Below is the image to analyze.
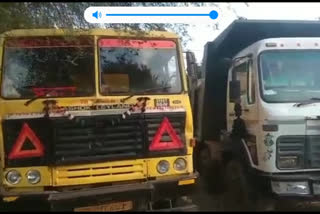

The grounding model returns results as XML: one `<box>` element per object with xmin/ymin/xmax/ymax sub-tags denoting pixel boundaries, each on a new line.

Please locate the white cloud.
<box><xmin>186</xmin><ymin>3</ymin><xmax>320</xmax><ymax>64</ymax></box>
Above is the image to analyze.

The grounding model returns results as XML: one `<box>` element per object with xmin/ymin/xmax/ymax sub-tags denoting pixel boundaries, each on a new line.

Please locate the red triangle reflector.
<box><xmin>8</xmin><ymin>123</ymin><xmax>45</xmax><ymax>160</ymax></box>
<box><xmin>149</xmin><ymin>117</ymin><xmax>184</xmax><ymax>151</ymax></box>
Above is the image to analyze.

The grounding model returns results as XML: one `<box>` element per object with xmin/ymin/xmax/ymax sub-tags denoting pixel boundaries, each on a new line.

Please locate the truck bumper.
<box><xmin>250</xmin><ymin>168</ymin><xmax>320</xmax><ymax>207</ymax></box>
<box><xmin>1</xmin><ymin>172</ymin><xmax>198</xmax><ymax>211</ymax></box>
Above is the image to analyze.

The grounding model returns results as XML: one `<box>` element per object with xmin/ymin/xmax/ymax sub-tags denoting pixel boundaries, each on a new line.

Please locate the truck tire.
<box><xmin>198</xmin><ymin>147</ymin><xmax>211</xmax><ymax>175</ymax></box>
<box><xmin>197</xmin><ymin>147</ymin><xmax>225</xmax><ymax>195</ymax></box>
<box><xmin>220</xmin><ymin>159</ymin><xmax>274</xmax><ymax>211</ymax></box>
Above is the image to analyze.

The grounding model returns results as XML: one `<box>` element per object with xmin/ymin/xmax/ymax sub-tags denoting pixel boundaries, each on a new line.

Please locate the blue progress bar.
<box><xmin>106</xmin><ymin>10</ymin><xmax>218</xmax><ymax>20</ymax></box>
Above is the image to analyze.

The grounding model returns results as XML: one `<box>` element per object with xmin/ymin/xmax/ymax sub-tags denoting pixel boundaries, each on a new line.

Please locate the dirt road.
<box><xmin>190</xmin><ymin>176</ymin><xmax>320</xmax><ymax>212</ymax></box>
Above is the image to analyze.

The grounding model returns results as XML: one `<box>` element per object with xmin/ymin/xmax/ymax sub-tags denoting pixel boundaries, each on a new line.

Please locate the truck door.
<box><xmin>227</xmin><ymin>59</ymin><xmax>259</xmax><ymax>164</ymax></box>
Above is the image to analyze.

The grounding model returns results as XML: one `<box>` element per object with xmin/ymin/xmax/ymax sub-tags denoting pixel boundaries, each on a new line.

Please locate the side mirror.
<box><xmin>229</xmin><ymin>80</ymin><xmax>241</xmax><ymax>103</ymax></box>
<box><xmin>186</xmin><ymin>51</ymin><xmax>199</xmax><ymax>79</ymax></box>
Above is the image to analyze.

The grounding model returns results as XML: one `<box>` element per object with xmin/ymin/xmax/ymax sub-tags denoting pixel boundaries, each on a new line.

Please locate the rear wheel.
<box><xmin>198</xmin><ymin>147</ymin><xmax>211</xmax><ymax>175</ymax></box>
<box><xmin>197</xmin><ymin>147</ymin><xmax>211</xmax><ymax>192</ymax></box>
<box><xmin>198</xmin><ymin>147</ymin><xmax>225</xmax><ymax>194</ymax></box>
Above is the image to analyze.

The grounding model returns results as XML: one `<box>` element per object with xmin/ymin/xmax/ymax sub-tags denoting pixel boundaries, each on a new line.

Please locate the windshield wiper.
<box><xmin>120</xmin><ymin>86</ymin><xmax>171</xmax><ymax>103</ymax></box>
<box><xmin>294</xmin><ymin>98</ymin><xmax>320</xmax><ymax>107</ymax></box>
<box><xmin>24</xmin><ymin>89</ymin><xmax>56</xmax><ymax>106</ymax></box>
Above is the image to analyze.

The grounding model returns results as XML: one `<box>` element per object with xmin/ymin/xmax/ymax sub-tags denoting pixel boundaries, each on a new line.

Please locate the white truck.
<box><xmin>186</xmin><ymin>19</ymin><xmax>320</xmax><ymax>210</ymax></box>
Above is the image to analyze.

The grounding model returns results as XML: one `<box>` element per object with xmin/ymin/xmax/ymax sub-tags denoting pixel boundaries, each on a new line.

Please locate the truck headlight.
<box><xmin>6</xmin><ymin>170</ymin><xmax>22</xmax><ymax>185</ymax></box>
<box><xmin>157</xmin><ymin>160</ymin><xmax>170</xmax><ymax>174</ymax></box>
<box><xmin>271</xmin><ymin>181</ymin><xmax>310</xmax><ymax>195</ymax></box>
<box><xmin>26</xmin><ymin>170</ymin><xmax>41</xmax><ymax>184</ymax></box>
<box><xmin>174</xmin><ymin>158</ymin><xmax>187</xmax><ymax>171</ymax></box>
<box><xmin>278</xmin><ymin>156</ymin><xmax>299</xmax><ymax>169</ymax></box>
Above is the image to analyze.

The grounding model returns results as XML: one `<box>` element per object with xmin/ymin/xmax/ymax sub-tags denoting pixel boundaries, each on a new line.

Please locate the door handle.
<box><xmin>229</xmin><ymin>109</ymin><xmax>249</xmax><ymax>116</ymax></box>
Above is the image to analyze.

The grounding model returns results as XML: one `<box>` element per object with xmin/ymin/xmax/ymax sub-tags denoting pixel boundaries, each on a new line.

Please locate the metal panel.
<box><xmin>53</xmin><ymin>114</ymin><xmax>145</xmax><ymax>165</ymax></box>
<box><xmin>3</xmin><ymin>112</ymin><xmax>186</xmax><ymax>167</ymax></box>
<box><xmin>53</xmin><ymin>160</ymin><xmax>147</xmax><ymax>186</ymax></box>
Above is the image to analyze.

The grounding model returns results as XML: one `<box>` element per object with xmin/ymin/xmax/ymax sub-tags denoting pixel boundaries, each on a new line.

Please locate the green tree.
<box><xmin>0</xmin><ymin>2</ymin><xmax>246</xmax><ymax>47</ymax></box>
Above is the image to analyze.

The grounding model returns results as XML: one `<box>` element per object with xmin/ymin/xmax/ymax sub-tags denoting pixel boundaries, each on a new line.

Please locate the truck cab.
<box><xmin>228</xmin><ymin>37</ymin><xmax>320</xmax><ymax>172</ymax></box>
<box><xmin>190</xmin><ymin>19</ymin><xmax>320</xmax><ymax>210</ymax></box>
<box><xmin>0</xmin><ymin>29</ymin><xmax>198</xmax><ymax>211</ymax></box>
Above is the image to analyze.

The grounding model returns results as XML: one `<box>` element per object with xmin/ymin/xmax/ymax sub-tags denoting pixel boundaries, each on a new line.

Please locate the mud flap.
<box><xmin>147</xmin><ymin>196</ymin><xmax>198</xmax><ymax>212</ymax></box>
<box><xmin>148</xmin><ymin>204</ymin><xmax>198</xmax><ymax>212</ymax></box>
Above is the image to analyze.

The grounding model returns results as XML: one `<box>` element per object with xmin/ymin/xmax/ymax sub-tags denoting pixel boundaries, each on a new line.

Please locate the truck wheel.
<box><xmin>198</xmin><ymin>147</ymin><xmax>225</xmax><ymax>195</ymax></box>
<box><xmin>197</xmin><ymin>148</ymin><xmax>212</xmax><ymax>193</ymax></box>
<box><xmin>220</xmin><ymin>160</ymin><xmax>257</xmax><ymax>211</ymax></box>
<box><xmin>198</xmin><ymin>147</ymin><xmax>211</xmax><ymax>175</ymax></box>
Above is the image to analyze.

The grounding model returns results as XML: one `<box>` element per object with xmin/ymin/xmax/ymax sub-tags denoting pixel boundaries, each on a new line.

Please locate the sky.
<box><xmin>186</xmin><ymin>3</ymin><xmax>320</xmax><ymax>64</ymax></box>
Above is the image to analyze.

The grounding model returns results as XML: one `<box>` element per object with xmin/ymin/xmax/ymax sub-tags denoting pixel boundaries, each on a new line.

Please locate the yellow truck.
<box><xmin>0</xmin><ymin>29</ymin><xmax>198</xmax><ymax>211</ymax></box>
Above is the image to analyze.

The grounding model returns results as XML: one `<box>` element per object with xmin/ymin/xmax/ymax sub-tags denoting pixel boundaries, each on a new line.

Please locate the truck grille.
<box><xmin>277</xmin><ymin>136</ymin><xmax>305</xmax><ymax>155</ymax></box>
<box><xmin>53</xmin><ymin>160</ymin><xmax>146</xmax><ymax>186</ymax></box>
<box><xmin>277</xmin><ymin>135</ymin><xmax>320</xmax><ymax>169</ymax></box>
<box><xmin>53</xmin><ymin>114</ymin><xmax>145</xmax><ymax>165</ymax></box>
<box><xmin>3</xmin><ymin>112</ymin><xmax>186</xmax><ymax>167</ymax></box>
<box><xmin>308</xmin><ymin>136</ymin><xmax>320</xmax><ymax>168</ymax></box>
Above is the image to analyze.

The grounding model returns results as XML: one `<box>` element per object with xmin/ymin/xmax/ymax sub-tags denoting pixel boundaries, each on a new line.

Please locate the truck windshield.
<box><xmin>1</xmin><ymin>37</ymin><xmax>95</xmax><ymax>99</ymax></box>
<box><xmin>99</xmin><ymin>39</ymin><xmax>182</xmax><ymax>95</ymax></box>
<box><xmin>260</xmin><ymin>50</ymin><xmax>320</xmax><ymax>103</ymax></box>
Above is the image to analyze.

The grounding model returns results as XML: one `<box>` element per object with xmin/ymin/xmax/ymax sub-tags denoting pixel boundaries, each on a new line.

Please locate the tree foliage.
<box><xmin>0</xmin><ymin>2</ymin><xmax>248</xmax><ymax>98</ymax></box>
<box><xmin>0</xmin><ymin>2</ymin><xmax>245</xmax><ymax>47</ymax></box>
